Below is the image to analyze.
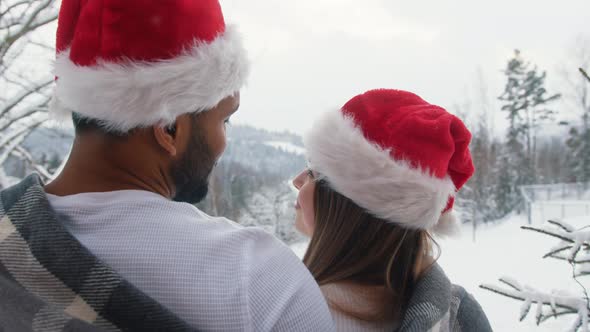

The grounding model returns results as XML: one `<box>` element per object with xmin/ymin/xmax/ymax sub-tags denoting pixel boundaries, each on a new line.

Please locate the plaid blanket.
<box><xmin>0</xmin><ymin>174</ymin><xmax>197</xmax><ymax>332</ymax></box>
<box><xmin>397</xmin><ymin>262</ymin><xmax>492</xmax><ymax>332</ymax></box>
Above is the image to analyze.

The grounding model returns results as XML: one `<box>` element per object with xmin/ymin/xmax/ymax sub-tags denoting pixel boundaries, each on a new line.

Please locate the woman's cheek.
<box><xmin>301</xmin><ymin>188</ymin><xmax>316</xmax><ymax>234</ymax></box>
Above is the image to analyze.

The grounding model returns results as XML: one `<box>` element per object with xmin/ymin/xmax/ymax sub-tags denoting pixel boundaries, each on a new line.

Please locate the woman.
<box><xmin>293</xmin><ymin>89</ymin><xmax>491</xmax><ymax>331</ymax></box>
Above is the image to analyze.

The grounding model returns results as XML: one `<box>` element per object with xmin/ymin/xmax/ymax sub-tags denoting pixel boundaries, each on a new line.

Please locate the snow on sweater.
<box><xmin>47</xmin><ymin>190</ymin><xmax>335</xmax><ymax>332</ymax></box>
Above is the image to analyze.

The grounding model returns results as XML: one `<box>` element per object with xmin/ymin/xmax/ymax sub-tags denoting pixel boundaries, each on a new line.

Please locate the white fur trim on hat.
<box><xmin>432</xmin><ymin>211</ymin><xmax>461</xmax><ymax>237</ymax></box>
<box><xmin>49</xmin><ymin>25</ymin><xmax>249</xmax><ymax>133</ymax></box>
<box><xmin>304</xmin><ymin>110</ymin><xmax>457</xmax><ymax>233</ymax></box>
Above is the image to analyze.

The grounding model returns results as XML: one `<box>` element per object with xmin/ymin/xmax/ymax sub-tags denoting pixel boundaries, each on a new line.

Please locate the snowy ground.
<box><xmin>290</xmin><ymin>213</ymin><xmax>590</xmax><ymax>331</ymax></box>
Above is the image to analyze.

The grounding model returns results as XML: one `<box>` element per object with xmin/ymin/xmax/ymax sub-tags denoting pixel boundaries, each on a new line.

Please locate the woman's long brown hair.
<box><xmin>303</xmin><ymin>179</ymin><xmax>437</xmax><ymax>323</ymax></box>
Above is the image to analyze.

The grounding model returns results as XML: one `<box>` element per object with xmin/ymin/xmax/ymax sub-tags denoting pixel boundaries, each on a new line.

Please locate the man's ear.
<box><xmin>153</xmin><ymin>122</ymin><xmax>178</xmax><ymax>157</ymax></box>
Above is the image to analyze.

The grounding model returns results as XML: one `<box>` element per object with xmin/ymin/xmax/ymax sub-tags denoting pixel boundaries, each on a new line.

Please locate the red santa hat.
<box><xmin>304</xmin><ymin>89</ymin><xmax>475</xmax><ymax>236</ymax></box>
<box><xmin>50</xmin><ymin>0</ymin><xmax>249</xmax><ymax>132</ymax></box>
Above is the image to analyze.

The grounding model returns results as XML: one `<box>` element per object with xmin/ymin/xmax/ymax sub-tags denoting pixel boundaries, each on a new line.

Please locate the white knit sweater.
<box><xmin>47</xmin><ymin>190</ymin><xmax>335</xmax><ymax>331</ymax></box>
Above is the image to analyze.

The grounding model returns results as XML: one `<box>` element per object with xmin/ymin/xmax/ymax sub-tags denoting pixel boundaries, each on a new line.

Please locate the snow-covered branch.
<box><xmin>483</xmin><ymin>219</ymin><xmax>590</xmax><ymax>331</ymax></box>
<box><xmin>0</xmin><ymin>103</ymin><xmax>47</xmax><ymax>132</ymax></box>
<box><xmin>481</xmin><ymin>278</ymin><xmax>589</xmax><ymax>331</ymax></box>
<box><xmin>0</xmin><ymin>76</ymin><xmax>52</xmax><ymax>118</ymax></box>
<box><xmin>0</xmin><ymin>130</ymin><xmax>27</xmax><ymax>166</ymax></box>
<box><xmin>0</xmin><ymin>0</ymin><xmax>58</xmax><ymax>60</ymax></box>
<box><xmin>0</xmin><ymin>114</ymin><xmax>45</xmax><ymax>148</ymax></box>
<box><xmin>522</xmin><ymin>220</ymin><xmax>590</xmax><ymax>264</ymax></box>
<box><xmin>0</xmin><ymin>0</ymin><xmax>59</xmax><ymax>185</ymax></box>
<box><xmin>581</xmin><ymin>68</ymin><xmax>590</xmax><ymax>84</ymax></box>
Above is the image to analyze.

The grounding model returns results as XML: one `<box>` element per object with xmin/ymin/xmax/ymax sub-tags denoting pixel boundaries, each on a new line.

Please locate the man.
<box><xmin>0</xmin><ymin>0</ymin><xmax>334</xmax><ymax>331</ymax></box>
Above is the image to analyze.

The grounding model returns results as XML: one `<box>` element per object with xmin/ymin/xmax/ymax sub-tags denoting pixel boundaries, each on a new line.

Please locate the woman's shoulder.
<box><xmin>450</xmin><ymin>284</ymin><xmax>493</xmax><ymax>332</ymax></box>
<box><xmin>399</xmin><ymin>264</ymin><xmax>492</xmax><ymax>332</ymax></box>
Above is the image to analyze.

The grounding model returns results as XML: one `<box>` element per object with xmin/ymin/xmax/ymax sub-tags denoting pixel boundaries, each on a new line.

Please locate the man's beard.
<box><xmin>170</xmin><ymin>128</ymin><xmax>216</xmax><ymax>204</ymax></box>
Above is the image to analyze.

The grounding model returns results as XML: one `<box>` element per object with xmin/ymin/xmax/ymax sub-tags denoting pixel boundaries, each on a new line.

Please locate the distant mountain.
<box><xmin>200</xmin><ymin>125</ymin><xmax>307</xmax><ymax>243</ymax></box>
<box><xmin>223</xmin><ymin>125</ymin><xmax>306</xmax><ymax>179</ymax></box>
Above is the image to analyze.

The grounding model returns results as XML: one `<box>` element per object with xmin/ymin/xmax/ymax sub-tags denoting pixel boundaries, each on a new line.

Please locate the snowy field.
<box><xmin>439</xmin><ymin>215</ymin><xmax>587</xmax><ymax>332</ymax></box>
<box><xmin>290</xmin><ymin>210</ymin><xmax>590</xmax><ymax>331</ymax></box>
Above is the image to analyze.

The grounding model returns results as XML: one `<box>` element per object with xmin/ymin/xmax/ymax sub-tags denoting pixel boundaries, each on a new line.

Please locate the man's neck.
<box><xmin>44</xmin><ymin>135</ymin><xmax>173</xmax><ymax>198</ymax></box>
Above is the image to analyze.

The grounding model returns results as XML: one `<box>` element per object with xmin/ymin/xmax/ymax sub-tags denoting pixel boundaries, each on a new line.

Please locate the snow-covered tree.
<box><xmin>497</xmin><ymin>50</ymin><xmax>561</xmax><ymax>213</ymax></box>
<box><xmin>240</xmin><ymin>184</ymin><xmax>304</xmax><ymax>245</ymax></box>
<box><xmin>566</xmin><ymin>65</ymin><xmax>590</xmax><ymax>183</ymax></box>
<box><xmin>0</xmin><ymin>0</ymin><xmax>59</xmax><ymax>188</ymax></box>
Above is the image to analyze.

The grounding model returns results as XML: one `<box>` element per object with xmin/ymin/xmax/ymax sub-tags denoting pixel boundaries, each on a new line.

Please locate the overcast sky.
<box><xmin>218</xmin><ymin>0</ymin><xmax>589</xmax><ymax>136</ymax></box>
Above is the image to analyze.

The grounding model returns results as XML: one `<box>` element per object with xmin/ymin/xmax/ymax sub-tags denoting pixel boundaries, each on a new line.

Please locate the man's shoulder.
<box><xmin>108</xmin><ymin>196</ymin><xmax>302</xmax><ymax>267</ymax></box>
<box><xmin>190</xmin><ymin>209</ymin><xmax>300</xmax><ymax>265</ymax></box>
<box><xmin>0</xmin><ymin>174</ymin><xmax>42</xmax><ymax>213</ymax></box>
<box><xmin>157</xmin><ymin>201</ymin><xmax>284</xmax><ymax>243</ymax></box>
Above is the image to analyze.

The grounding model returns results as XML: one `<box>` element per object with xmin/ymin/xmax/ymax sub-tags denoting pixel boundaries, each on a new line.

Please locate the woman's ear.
<box><xmin>153</xmin><ymin>122</ymin><xmax>178</xmax><ymax>157</ymax></box>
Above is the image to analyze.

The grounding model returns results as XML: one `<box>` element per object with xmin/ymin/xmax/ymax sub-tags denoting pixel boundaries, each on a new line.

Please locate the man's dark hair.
<box><xmin>72</xmin><ymin>112</ymin><xmax>130</xmax><ymax>137</ymax></box>
<box><xmin>72</xmin><ymin>111</ymin><xmax>201</xmax><ymax>137</ymax></box>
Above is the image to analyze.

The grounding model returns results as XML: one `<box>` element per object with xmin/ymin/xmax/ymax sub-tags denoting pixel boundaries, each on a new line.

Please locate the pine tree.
<box><xmin>493</xmin><ymin>152</ymin><xmax>520</xmax><ymax>215</ymax></box>
<box><xmin>566</xmin><ymin>68</ymin><xmax>590</xmax><ymax>183</ymax></box>
<box><xmin>567</xmin><ymin>127</ymin><xmax>590</xmax><ymax>183</ymax></box>
<box><xmin>497</xmin><ymin>50</ymin><xmax>561</xmax><ymax>214</ymax></box>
